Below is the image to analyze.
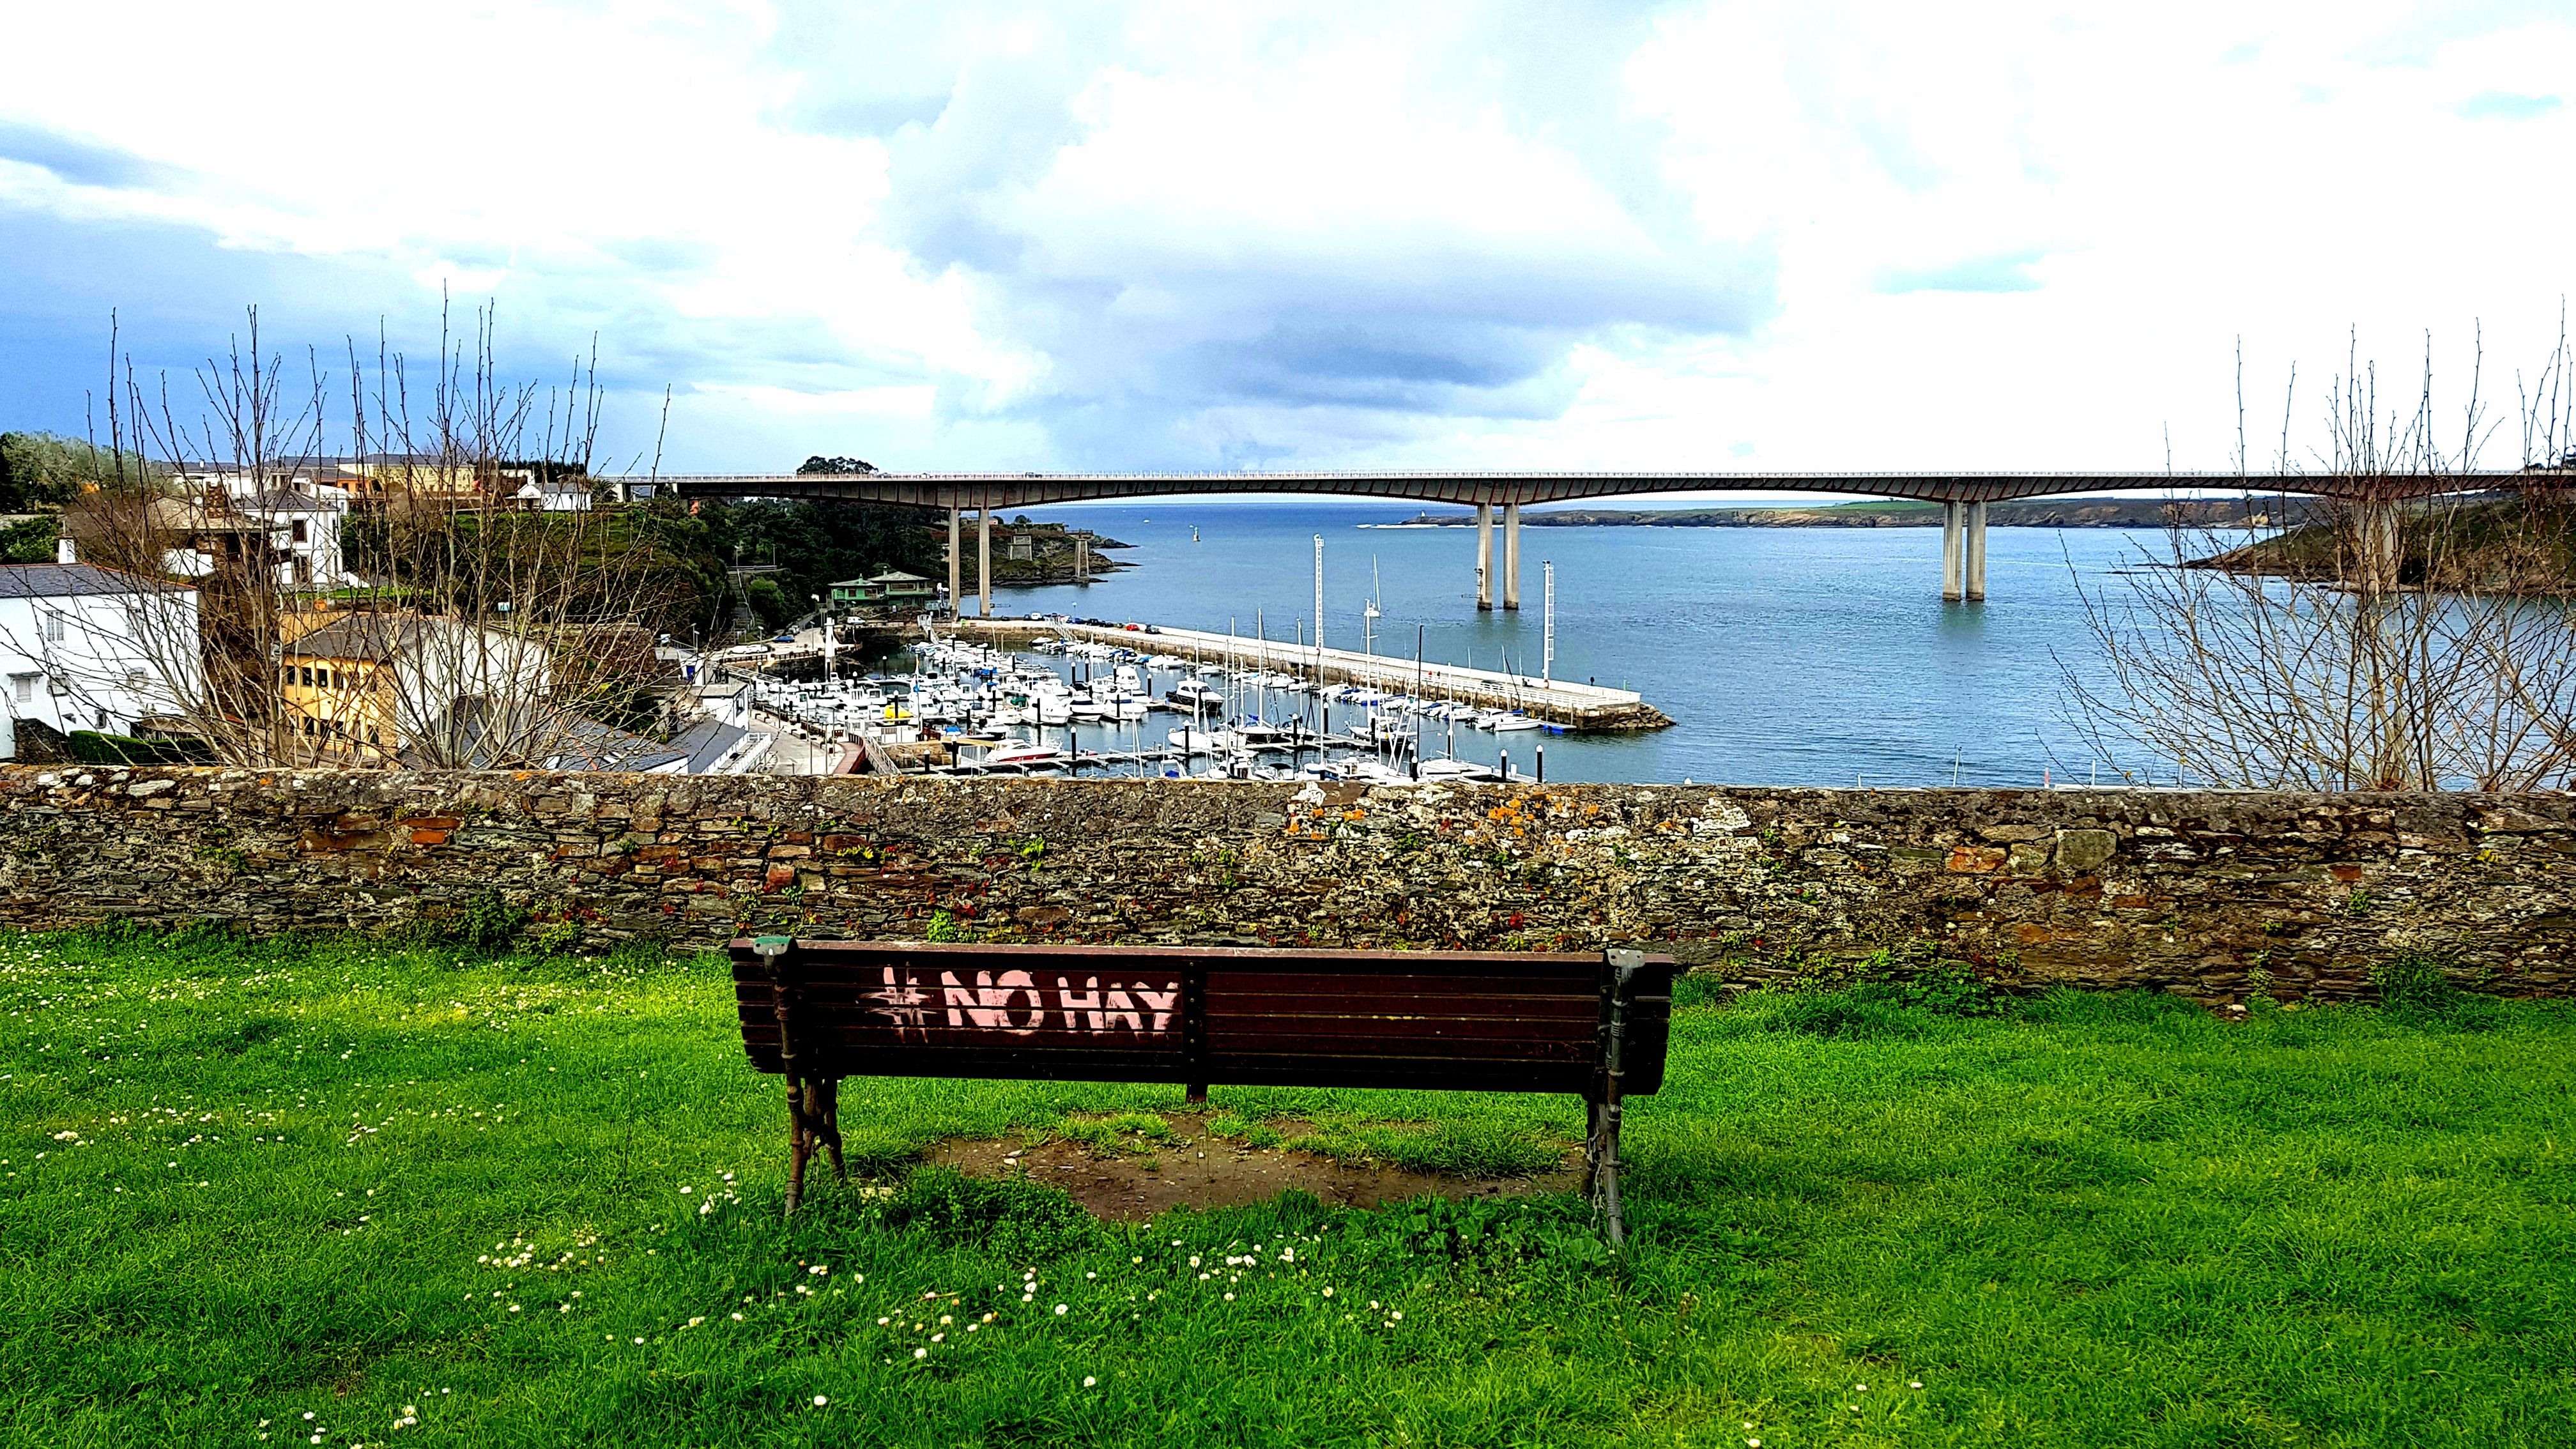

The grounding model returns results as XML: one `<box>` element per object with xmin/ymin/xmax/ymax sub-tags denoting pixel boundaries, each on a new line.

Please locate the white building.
<box><xmin>512</xmin><ymin>477</ymin><xmax>594</xmax><ymax>512</ymax></box>
<box><xmin>163</xmin><ymin>467</ymin><xmax>361</xmax><ymax>588</ymax></box>
<box><xmin>0</xmin><ymin>546</ymin><xmax>201</xmax><ymax>758</ymax></box>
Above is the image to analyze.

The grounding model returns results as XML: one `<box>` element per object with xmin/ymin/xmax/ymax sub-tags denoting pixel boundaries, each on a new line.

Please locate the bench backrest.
<box><xmin>731</xmin><ymin>940</ymin><xmax>1677</xmax><ymax>1097</ymax></box>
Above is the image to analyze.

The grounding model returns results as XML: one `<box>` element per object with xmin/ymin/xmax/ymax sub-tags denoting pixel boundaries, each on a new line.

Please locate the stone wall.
<box><xmin>3</xmin><ymin>765</ymin><xmax>2570</xmax><ymax>1004</ymax></box>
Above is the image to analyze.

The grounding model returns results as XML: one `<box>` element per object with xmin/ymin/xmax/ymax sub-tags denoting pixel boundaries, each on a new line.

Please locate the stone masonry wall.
<box><xmin>2</xmin><ymin>765</ymin><xmax>2571</xmax><ymax>1004</ymax></box>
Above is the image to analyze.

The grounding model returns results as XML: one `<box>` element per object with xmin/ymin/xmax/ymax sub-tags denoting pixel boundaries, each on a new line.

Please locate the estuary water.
<box><xmin>979</xmin><ymin>497</ymin><xmax>2159</xmax><ymax>787</ymax></box>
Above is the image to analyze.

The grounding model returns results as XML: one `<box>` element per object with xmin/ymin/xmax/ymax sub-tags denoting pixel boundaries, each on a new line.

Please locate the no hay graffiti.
<box><xmin>868</xmin><ymin>967</ymin><xmax>1181</xmax><ymax>1039</ymax></box>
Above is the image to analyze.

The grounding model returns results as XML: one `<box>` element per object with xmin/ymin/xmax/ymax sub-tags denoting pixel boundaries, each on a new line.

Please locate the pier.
<box><xmin>949</xmin><ymin>618</ymin><xmax>1671</xmax><ymax>732</ymax></box>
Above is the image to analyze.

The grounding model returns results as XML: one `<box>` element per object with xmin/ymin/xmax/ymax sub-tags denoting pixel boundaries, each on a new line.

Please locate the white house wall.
<box><xmin>0</xmin><ymin>590</ymin><xmax>203</xmax><ymax>756</ymax></box>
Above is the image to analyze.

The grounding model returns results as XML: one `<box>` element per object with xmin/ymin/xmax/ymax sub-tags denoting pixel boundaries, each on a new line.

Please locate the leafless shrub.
<box><xmin>43</xmin><ymin>300</ymin><xmax>676</xmax><ymax>768</ymax></box>
<box><xmin>2060</xmin><ymin>321</ymin><xmax>2576</xmax><ymax>792</ymax></box>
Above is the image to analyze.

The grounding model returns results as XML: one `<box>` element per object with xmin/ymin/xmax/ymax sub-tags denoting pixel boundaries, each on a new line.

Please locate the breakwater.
<box><xmin>3</xmin><ymin>765</ymin><xmax>2568</xmax><ymax>1004</ymax></box>
<box><xmin>951</xmin><ymin>618</ymin><xmax>1672</xmax><ymax>732</ymax></box>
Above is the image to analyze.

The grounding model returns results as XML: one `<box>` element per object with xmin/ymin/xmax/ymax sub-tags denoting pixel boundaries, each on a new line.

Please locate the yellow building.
<box><xmin>277</xmin><ymin>613</ymin><xmax>551</xmax><ymax>762</ymax></box>
<box><xmin>278</xmin><ymin>618</ymin><xmax>400</xmax><ymax>760</ymax></box>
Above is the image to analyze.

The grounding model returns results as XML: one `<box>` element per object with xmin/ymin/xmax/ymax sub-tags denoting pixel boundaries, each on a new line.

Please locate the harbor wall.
<box><xmin>3</xmin><ymin>766</ymin><xmax>2571</xmax><ymax>1004</ymax></box>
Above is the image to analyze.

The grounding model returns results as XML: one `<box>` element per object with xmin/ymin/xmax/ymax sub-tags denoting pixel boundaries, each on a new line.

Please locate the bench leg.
<box><xmin>785</xmin><ymin>1074</ymin><xmax>811</xmax><ymax>1216</ymax></box>
<box><xmin>1185</xmin><ymin>1082</ymin><xmax>1208</xmax><ymax>1108</ymax></box>
<box><xmin>815</xmin><ymin>1077</ymin><xmax>847</xmax><ymax>1183</ymax></box>
<box><xmin>1581</xmin><ymin>1092</ymin><xmax>1627</xmax><ymax>1248</ymax></box>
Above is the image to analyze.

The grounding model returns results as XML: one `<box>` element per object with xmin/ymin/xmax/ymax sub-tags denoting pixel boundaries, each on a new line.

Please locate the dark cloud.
<box><xmin>753</xmin><ymin>1</ymin><xmax>1768</xmax><ymax>465</ymax></box>
<box><xmin>0</xmin><ymin>121</ymin><xmax>187</xmax><ymax>190</ymax></box>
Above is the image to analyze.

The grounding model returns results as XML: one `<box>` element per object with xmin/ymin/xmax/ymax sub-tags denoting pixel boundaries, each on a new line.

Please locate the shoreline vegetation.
<box><xmin>2185</xmin><ymin>494</ymin><xmax>2576</xmax><ymax>592</ymax></box>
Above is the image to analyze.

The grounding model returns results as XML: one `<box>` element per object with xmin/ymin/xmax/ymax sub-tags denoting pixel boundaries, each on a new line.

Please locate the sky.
<box><xmin>1</xmin><ymin>0</ymin><xmax>2570</xmax><ymax>489</ymax></box>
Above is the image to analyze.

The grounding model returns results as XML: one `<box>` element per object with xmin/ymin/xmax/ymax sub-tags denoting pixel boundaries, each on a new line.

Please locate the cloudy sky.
<box><xmin>1</xmin><ymin>1</ymin><xmax>2568</xmax><ymax>483</ymax></box>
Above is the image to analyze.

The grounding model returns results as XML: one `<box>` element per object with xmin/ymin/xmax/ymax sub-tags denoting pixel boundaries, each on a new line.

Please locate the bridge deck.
<box><xmin>624</xmin><ymin>469</ymin><xmax>2564</xmax><ymax>510</ymax></box>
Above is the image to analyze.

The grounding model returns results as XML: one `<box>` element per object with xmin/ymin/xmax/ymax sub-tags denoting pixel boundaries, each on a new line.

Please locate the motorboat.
<box><xmin>1168</xmin><ymin>726</ymin><xmax>1243</xmax><ymax>754</ymax></box>
<box><xmin>1166</xmin><ymin>680</ymin><xmax>1223</xmax><ymax>714</ymax></box>
<box><xmin>1489</xmin><ymin>712</ymin><xmax>1543</xmax><ymax>732</ymax></box>
<box><xmin>972</xmin><ymin>739</ymin><xmax>1064</xmax><ymax>769</ymax></box>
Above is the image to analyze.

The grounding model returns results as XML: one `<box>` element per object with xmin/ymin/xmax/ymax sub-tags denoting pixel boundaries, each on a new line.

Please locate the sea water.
<box><xmin>976</xmin><ymin>497</ymin><xmax>2164</xmax><ymax>787</ymax></box>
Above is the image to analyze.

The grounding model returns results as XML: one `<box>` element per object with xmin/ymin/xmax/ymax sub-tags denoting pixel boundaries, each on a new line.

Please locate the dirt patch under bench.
<box><xmin>927</xmin><ymin>1113</ymin><xmax>1577</xmax><ymax>1222</ymax></box>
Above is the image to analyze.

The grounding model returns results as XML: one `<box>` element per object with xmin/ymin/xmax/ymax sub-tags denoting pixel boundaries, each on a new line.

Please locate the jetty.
<box><xmin>949</xmin><ymin>618</ymin><xmax>1672</xmax><ymax>732</ymax></box>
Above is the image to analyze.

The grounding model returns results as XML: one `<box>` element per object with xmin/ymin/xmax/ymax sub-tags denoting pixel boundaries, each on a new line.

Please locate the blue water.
<box><xmin>979</xmin><ymin>498</ymin><xmax>2146</xmax><ymax>786</ymax></box>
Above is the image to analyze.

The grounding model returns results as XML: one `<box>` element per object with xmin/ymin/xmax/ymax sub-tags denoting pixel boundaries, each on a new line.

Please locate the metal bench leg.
<box><xmin>816</xmin><ymin>1077</ymin><xmax>847</xmax><ymax>1183</ymax></box>
<box><xmin>785</xmin><ymin>1073</ymin><xmax>811</xmax><ymax>1216</ymax></box>
<box><xmin>1581</xmin><ymin>1090</ymin><xmax>1626</xmax><ymax>1246</ymax></box>
<box><xmin>1595</xmin><ymin>1098</ymin><xmax>1626</xmax><ymax>1249</ymax></box>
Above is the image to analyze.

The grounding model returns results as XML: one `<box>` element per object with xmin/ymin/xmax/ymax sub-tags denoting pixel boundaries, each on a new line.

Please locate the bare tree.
<box><xmin>2060</xmin><ymin>321</ymin><xmax>2576</xmax><ymax>792</ymax></box>
<box><xmin>42</xmin><ymin>300</ymin><xmax>681</xmax><ymax>769</ymax></box>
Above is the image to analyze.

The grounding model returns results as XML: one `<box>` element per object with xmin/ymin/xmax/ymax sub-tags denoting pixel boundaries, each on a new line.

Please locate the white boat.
<box><xmin>1168</xmin><ymin>726</ymin><xmax>1243</xmax><ymax>754</ymax></box>
<box><xmin>974</xmin><ymin>740</ymin><xmax>1064</xmax><ymax>769</ymax></box>
<box><xmin>1416</xmin><ymin>757</ymin><xmax>1502</xmax><ymax>782</ymax></box>
<box><xmin>1034</xmin><ymin>693</ymin><xmax>1073</xmax><ymax>726</ymax></box>
<box><xmin>1489</xmin><ymin>712</ymin><xmax>1543</xmax><ymax>732</ymax></box>
<box><xmin>1167</xmin><ymin>680</ymin><xmax>1223</xmax><ymax>713</ymax></box>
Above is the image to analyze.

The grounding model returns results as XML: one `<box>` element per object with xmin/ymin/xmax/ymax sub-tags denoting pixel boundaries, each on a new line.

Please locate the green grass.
<box><xmin>4</xmin><ymin>929</ymin><xmax>2573</xmax><ymax>1447</ymax></box>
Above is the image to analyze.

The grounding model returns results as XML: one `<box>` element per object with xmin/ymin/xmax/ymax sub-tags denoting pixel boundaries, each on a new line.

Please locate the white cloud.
<box><xmin>0</xmin><ymin>0</ymin><xmax>2568</xmax><ymax>475</ymax></box>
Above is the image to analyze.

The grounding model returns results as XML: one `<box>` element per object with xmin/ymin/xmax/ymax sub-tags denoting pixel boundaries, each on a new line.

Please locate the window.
<box><xmin>41</xmin><ymin>612</ymin><xmax>65</xmax><ymax>645</ymax></box>
<box><xmin>123</xmin><ymin>670</ymin><xmax>145</xmax><ymax>694</ymax></box>
<box><xmin>291</xmin><ymin>519</ymin><xmax>309</xmax><ymax>544</ymax></box>
<box><xmin>95</xmin><ymin>709</ymin><xmax>107</xmax><ymax>730</ymax></box>
<box><xmin>318</xmin><ymin>667</ymin><xmax>332</xmax><ymax>689</ymax></box>
<box><xmin>281</xmin><ymin>665</ymin><xmax>293</xmax><ymax>686</ymax></box>
<box><xmin>300</xmin><ymin>716</ymin><xmax>314</xmax><ymax>736</ymax></box>
<box><xmin>10</xmin><ymin>675</ymin><xmax>31</xmax><ymax>705</ymax></box>
<box><xmin>299</xmin><ymin>666</ymin><xmax>313</xmax><ymax>687</ymax></box>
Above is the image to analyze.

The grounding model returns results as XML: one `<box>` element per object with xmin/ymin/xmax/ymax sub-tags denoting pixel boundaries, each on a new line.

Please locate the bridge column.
<box><xmin>1475</xmin><ymin>503</ymin><xmax>1494</xmax><ymax>611</ymax></box>
<box><xmin>1075</xmin><ymin>531</ymin><xmax>1089</xmax><ymax>584</ymax></box>
<box><xmin>1963</xmin><ymin>500</ymin><xmax>1987</xmax><ymax>602</ymax></box>
<box><xmin>947</xmin><ymin>507</ymin><xmax>962</xmax><ymax>617</ymax></box>
<box><xmin>1503</xmin><ymin>502</ymin><xmax>1522</xmax><ymax>610</ymax></box>
<box><xmin>977</xmin><ymin>509</ymin><xmax>993</xmax><ymax>618</ymax></box>
<box><xmin>1941</xmin><ymin>501</ymin><xmax>1965</xmax><ymax>602</ymax></box>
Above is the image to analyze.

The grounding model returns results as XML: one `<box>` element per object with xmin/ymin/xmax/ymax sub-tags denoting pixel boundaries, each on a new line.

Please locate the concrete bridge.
<box><xmin>627</xmin><ymin>468</ymin><xmax>2558</xmax><ymax>613</ymax></box>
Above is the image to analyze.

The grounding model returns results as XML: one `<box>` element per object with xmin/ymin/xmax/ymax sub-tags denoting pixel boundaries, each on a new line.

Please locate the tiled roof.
<box><xmin>0</xmin><ymin>564</ymin><xmax>186</xmax><ymax>599</ymax></box>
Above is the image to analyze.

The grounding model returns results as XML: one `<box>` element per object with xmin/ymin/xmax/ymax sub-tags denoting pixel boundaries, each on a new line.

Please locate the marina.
<box><xmin>743</xmin><ymin>628</ymin><xmax>1598</xmax><ymax>782</ymax></box>
<box><xmin>951</xmin><ymin>617</ymin><xmax>1669</xmax><ymax>730</ymax></box>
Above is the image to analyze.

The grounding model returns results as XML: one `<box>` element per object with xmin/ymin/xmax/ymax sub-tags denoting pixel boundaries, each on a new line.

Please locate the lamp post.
<box><xmin>1542</xmin><ymin>562</ymin><xmax>1554</xmax><ymax>688</ymax></box>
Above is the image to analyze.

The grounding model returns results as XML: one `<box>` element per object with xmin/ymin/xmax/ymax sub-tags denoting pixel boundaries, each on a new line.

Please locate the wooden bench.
<box><xmin>730</xmin><ymin>938</ymin><xmax>1678</xmax><ymax>1241</ymax></box>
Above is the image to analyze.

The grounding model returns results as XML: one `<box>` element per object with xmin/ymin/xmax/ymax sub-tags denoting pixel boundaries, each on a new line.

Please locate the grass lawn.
<box><xmin>4</xmin><ymin>930</ymin><xmax>2572</xmax><ymax>1448</ymax></box>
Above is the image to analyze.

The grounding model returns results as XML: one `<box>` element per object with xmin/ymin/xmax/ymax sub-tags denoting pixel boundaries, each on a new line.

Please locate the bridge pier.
<box><xmin>1476</xmin><ymin>503</ymin><xmax>1494</xmax><ymax>610</ymax></box>
<box><xmin>977</xmin><ymin>509</ymin><xmax>993</xmax><ymax>618</ymax></box>
<box><xmin>1503</xmin><ymin>502</ymin><xmax>1522</xmax><ymax>610</ymax></box>
<box><xmin>1942</xmin><ymin>502</ymin><xmax>1965</xmax><ymax>601</ymax></box>
<box><xmin>1964</xmin><ymin>500</ymin><xmax>1987</xmax><ymax>602</ymax></box>
<box><xmin>947</xmin><ymin>507</ymin><xmax>963</xmax><ymax>617</ymax></box>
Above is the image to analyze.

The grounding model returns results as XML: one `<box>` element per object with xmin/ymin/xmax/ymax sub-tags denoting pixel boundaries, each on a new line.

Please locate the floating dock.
<box><xmin>947</xmin><ymin>618</ymin><xmax>1672</xmax><ymax>732</ymax></box>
